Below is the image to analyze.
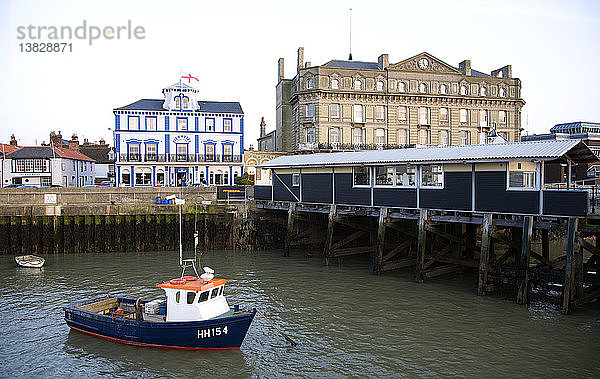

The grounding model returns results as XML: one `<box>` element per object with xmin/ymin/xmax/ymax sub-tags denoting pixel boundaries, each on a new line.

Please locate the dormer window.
<box><xmin>175</xmin><ymin>97</ymin><xmax>181</xmax><ymax>109</ymax></box>
<box><xmin>331</xmin><ymin>78</ymin><xmax>339</xmax><ymax>89</ymax></box>
<box><xmin>306</xmin><ymin>78</ymin><xmax>314</xmax><ymax>89</ymax></box>
<box><xmin>182</xmin><ymin>97</ymin><xmax>189</xmax><ymax>109</ymax></box>
<box><xmin>398</xmin><ymin>82</ymin><xmax>406</xmax><ymax>92</ymax></box>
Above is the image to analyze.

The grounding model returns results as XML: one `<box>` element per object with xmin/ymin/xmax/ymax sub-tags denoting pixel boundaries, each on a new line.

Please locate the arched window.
<box><xmin>331</xmin><ymin>78</ymin><xmax>339</xmax><ymax>89</ymax></box>
<box><xmin>398</xmin><ymin>81</ymin><xmax>406</xmax><ymax>92</ymax></box>
<box><xmin>460</xmin><ymin>85</ymin><xmax>468</xmax><ymax>95</ymax></box>
<box><xmin>354</xmin><ymin>79</ymin><xmax>362</xmax><ymax>90</ymax></box>
<box><xmin>306</xmin><ymin>78</ymin><xmax>313</xmax><ymax>89</ymax></box>
<box><xmin>419</xmin><ymin>83</ymin><xmax>428</xmax><ymax>93</ymax></box>
<box><xmin>499</xmin><ymin>87</ymin><xmax>506</xmax><ymax>97</ymax></box>
<box><xmin>440</xmin><ymin>84</ymin><xmax>448</xmax><ymax>94</ymax></box>
<box><xmin>480</xmin><ymin>87</ymin><xmax>487</xmax><ymax>96</ymax></box>
<box><xmin>175</xmin><ymin>97</ymin><xmax>181</xmax><ymax>108</ymax></box>
<box><xmin>376</xmin><ymin>81</ymin><xmax>384</xmax><ymax>91</ymax></box>
<box><xmin>182</xmin><ymin>97</ymin><xmax>189</xmax><ymax>109</ymax></box>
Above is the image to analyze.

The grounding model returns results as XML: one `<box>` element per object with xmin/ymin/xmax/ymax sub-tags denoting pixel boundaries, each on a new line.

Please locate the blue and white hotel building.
<box><xmin>113</xmin><ymin>83</ymin><xmax>244</xmax><ymax>187</ymax></box>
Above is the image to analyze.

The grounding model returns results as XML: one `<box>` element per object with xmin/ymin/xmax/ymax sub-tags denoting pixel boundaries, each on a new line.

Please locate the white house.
<box><xmin>113</xmin><ymin>82</ymin><xmax>245</xmax><ymax>187</ymax></box>
<box><xmin>3</xmin><ymin>146</ymin><xmax>96</xmax><ymax>187</ymax></box>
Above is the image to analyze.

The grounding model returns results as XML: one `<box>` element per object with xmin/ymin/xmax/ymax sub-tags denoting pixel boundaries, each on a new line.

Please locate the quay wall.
<box><xmin>0</xmin><ymin>187</ymin><xmax>286</xmax><ymax>254</ymax></box>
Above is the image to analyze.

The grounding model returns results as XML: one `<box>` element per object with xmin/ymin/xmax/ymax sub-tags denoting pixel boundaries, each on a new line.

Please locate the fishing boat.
<box><xmin>63</xmin><ymin>196</ymin><xmax>256</xmax><ymax>349</ymax></box>
<box><xmin>15</xmin><ymin>255</ymin><xmax>45</xmax><ymax>268</ymax></box>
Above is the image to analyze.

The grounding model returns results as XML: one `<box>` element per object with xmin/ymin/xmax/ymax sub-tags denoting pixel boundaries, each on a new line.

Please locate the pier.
<box><xmin>256</xmin><ymin>140</ymin><xmax>600</xmax><ymax>313</ymax></box>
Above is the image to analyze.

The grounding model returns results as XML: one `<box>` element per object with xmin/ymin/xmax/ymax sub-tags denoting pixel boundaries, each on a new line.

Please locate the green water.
<box><xmin>1</xmin><ymin>250</ymin><xmax>598</xmax><ymax>377</ymax></box>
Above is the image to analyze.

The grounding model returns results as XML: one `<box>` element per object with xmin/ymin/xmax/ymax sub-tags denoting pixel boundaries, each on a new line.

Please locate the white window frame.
<box><xmin>398</xmin><ymin>82</ymin><xmax>406</xmax><ymax>92</ymax></box>
<box><xmin>398</xmin><ymin>106</ymin><xmax>407</xmax><ymax>121</ymax></box>
<box><xmin>352</xmin><ymin>166</ymin><xmax>370</xmax><ymax>187</ymax></box>
<box><xmin>331</xmin><ymin>78</ymin><xmax>339</xmax><ymax>89</ymax></box>
<box><xmin>376</xmin><ymin>81</ymin><xmax>384</xmax><ymax>91</ymax></box>
<box><xmin>374</xmin><ymin>166</ymin><xmax>394</xmax><ymax>186</ymax></box>
<box><xmin>375</xmin><ymin>105</ymin><xmax>385</xmax><ymax>120</ymax></box>
<box><xmin>419</xmin><ymin>83</ymin><xmax>428</xmax><ymax>93</ymax></box>
<box><xmin>439</xmin><ymin>108</ymin><xmax>448</xmax><ymax>122</ymax></box>
<box><xmin>507</xmin><ymin>161</ymin><xmax>539</xmax><ymax>191</ymax></box>
<box><xmin>354</xmin><ymin>79</ymin><xmax>363</xmax><ymax>90</ymax></box>
<box><xmin>353</xmin><ymin>105</ymin><xmax>363</xmax><ymax>123</ymax></box>
<box><xmin>292</xmin><ymin>173</ymin><xmax>300</xmax><ymax>187</ymax></box>
<box><xmin>306</xmin><ymin>78</ymin><xmax>313</xmax><ymax>89</ymax></box>
<box><xmin>418</xmin><ymin>107</ymin><xmax>430</xmax><ymax>125</ymax></box>
<box><xmin>394</xmin><ymin>164</ymin><xmax>417</xmax><ymax>188</ymax></box>
<box><xmin>459</xmin><ymin>109</ymin><xmax>468</xmax><ymax>123</ymax></box>
<box><xmin>352</xmin><ymin>127</ymin><xmax>363</xmax><ymax>145</ymax></box>
<box><xmin>460</xmin><ymin>85</ymin><xmax>468</xmax><ymax>96</ymax></box>
<box><xmin>499</xmin><ymin>110</ymin><xmax>506</xmax><ymax>124</ymax></box>
<box><xmin>440</xmin><ymin>84</ymin><xmax>448</xmax><ymax>94</ymax></box>
<box><xmin>375</xmin><ymin>128</ymin><xmax>385</xmax><ymax>145</ymax></box>
<box><xmin>330</xmin><ymin>104</ymin><xmax>340</xmax><ymax>119</ymax></box>
<box><xmin>306</xmin><ymin>103</ymin><xmax>314</xmax><ymax>118</ymax></box>
<box><xmin>306</xmin><ymin>127</ymin><xmax>315</xmax><ymax>143</ymax></box>
<box><xmin>329</xmin><ymin>127</ymin><xmax>341</xmax><ymax>144</ymax></box>
<box><xmin>420</xmin><ymin>164</ymin><xmax>444</xmax><ymax>189</ymax></box>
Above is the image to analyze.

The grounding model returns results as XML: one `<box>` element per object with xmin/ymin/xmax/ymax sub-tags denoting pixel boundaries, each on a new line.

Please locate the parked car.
<box><xmin>4</xmin><ymin>184</ymin><xmax>19</xmax><ymax>188</ymax></box>
<box><xmin>98</xmin><ymin>180</ymin><xmax>112</xmax><ymax>187</ymax></box>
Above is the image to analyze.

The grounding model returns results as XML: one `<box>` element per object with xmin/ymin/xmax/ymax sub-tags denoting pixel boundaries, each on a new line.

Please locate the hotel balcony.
<box><xmin>296</xmin><ymin>143</ymin><xmax>414</xmax><ymax>152</ymax></box>
<box><xmin>118</xmin><ymin>153</ymin><xmax>242</xmax><ymax>163</ymax></box>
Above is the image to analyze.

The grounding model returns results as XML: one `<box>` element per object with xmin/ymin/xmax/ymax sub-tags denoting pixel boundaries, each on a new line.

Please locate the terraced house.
<box><xmin>275</xmin><ymin>47</ymin><xmax>525</xmax><ymax>152</ymax></box>
<box><xmin>113</xmin><ymin>82</ymin><xmax>244</xmax><ymax>187</ymax></box>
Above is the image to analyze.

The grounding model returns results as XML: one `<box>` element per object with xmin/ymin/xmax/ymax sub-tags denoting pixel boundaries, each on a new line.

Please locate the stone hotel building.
<box><xmin>276</xmin><ymin>48</ymin><xmax>525</xmax><ymax>152</ymax></box>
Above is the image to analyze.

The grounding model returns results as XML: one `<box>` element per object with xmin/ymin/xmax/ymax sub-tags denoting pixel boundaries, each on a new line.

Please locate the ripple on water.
<box><xmin>1</xmin><ymin>250</ymin><xmax>599</xmax><ymax>377</ymax></box>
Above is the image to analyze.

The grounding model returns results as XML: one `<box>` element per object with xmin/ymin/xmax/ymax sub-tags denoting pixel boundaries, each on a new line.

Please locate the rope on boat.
<box><xmin>255</xmin><ymin>308</ymin><xmax>298</xmax><ymax>347</ymax></box>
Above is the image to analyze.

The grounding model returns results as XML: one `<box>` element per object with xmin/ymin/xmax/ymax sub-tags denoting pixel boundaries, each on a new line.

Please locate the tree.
<box><xmin>235</xmin><ymin>172</ymin><xmax>253</xmax><ymax>185</ymax></box>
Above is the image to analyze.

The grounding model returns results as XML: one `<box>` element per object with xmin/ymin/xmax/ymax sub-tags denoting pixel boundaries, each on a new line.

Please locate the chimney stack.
<box><xmin>378</xmin><ymin>54</ymin><xmax>389</xmax><ymax>70</ymax></box>
<box><xmin>99</xmin><ymin>138</ymin><xmax>106</xmax><ymax>145</ymax></box>
<box><xmin>297</xmin><ymin>47</ymin><xmax>304</xmax><ymax>73</ymax></box>
<box><xmin>260</xmin><ymin>117</ymin><xmax>266</xmax><ymax>138</ymax></box>
<box><xmin>69</xmin><ymin>133</ymin><xmax>80</xmax><ymax>151</ymax></box>
<box><xmin>278</xmin><ymin>58</ymin><xmax>285</xmax><ymax>82</ymax></box>
<box><xmin>459</xmin><ymin>60</ymin><xmax>471</xmax><ymax>76</ymax></box>
<box><xmin>491</xmin><ymin>65</ymin><xmax>512</xmax><ymax>78</ymax></box>
<box><xmin>9</xmin><ymin>134</ymin><xmax>17</xmax><ymax>146</ymax></box>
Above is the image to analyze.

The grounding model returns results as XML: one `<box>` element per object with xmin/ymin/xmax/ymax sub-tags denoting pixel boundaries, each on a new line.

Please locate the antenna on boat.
<box><xmin>167</xmin><ymin>195</ymin><xmax>199</xmax><ymax>278</ymax></box>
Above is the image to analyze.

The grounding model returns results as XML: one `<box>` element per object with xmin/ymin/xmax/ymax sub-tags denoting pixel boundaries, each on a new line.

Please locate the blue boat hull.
<box><xmin>64</xmin><ymin>297</ymin><xmax>256</xmax><ymax>350</ymax></box>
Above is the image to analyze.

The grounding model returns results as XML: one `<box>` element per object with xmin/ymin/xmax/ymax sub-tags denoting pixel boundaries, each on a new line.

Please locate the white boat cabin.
<box><xmin>157</xmin><ymin>277</ymin><xmax>230</xmax><ymax>322</ymax></box>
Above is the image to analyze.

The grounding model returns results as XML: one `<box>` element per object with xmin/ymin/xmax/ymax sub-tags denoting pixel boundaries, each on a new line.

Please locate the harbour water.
<box><xmin>1</xmin><ymin>250</ymin><xmax>599</xmax><ymax>378</ymax></box>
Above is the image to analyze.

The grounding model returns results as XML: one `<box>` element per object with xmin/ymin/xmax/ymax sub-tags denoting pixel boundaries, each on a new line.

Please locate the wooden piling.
<box><xmin>517</xmin><ymin>216</ymin><xmax>533</xmax><ymax>304</ymax></box>
<box><xmin>563</xmin><ymin>217</ymin><xmax>577</xmax><ymax>314</ymax></box>
<box><xmin>284</xmin><ymin>203</ymin><xmax>296</xmax><ymax>257</ymax></box>
<box><xmin>0</xmin><ymin>216</ymin><xmax>8</xmax><ymax>255</ymax></box>
<box><xmin>415</xmin><ymin>209</ymin><xmax>428</xmax><ymax>283</ymax></box>
<box><xmin>373</xmin><ymin>207</ymin><xmax>387</xmax><ymax>275</ymax></box>
<box><xmin>574</xmin><ymin>235</ymin><xmax>584</xmax><ymax>300</ymax></box>
<box><xmin>541</xmin><ymin>229</ymin><xmax>549</xmax><ymax>261</ymax></box>
<box><xmin>478</xmin><ymin>213</ymin><xmax>493</xmax><ymax>296</ymax></box>
<box><xmin>323</xmin><ymin>205</ymin><xmax>336</xmax><ymax>266</ymax></box>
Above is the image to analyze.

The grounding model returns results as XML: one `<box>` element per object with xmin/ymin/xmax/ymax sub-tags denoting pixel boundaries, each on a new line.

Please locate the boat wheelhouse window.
<box><xmin>218</xmin><ymin>286</ymin><xmax>224</xmax><ymax>296</ymax></box>
<box><xmin>375</xmin><ymin>166</ymin><xmax>394</xmax><ymax>186</ymax></box>
<box><xmin>175</xmin><ymin>291</ymin><xmax>181</xmax><ymax>303</ymax></box>
<box><xmin>395</xmin><ymin>165</ymin><xmax>416</xmax><ymax>187</ymax></box>
<box><xmin>508</xmin><ymin>161</ymin><xmax>537</xmax><ymax>189</ymax></box>
<box><xmin>421</xmin><ymin>165</ymin><xmax>443</xmax><ymax>187</ymax></box>
<box><xmin>197</xmin><ymin>291</ymin><xmax>209</xmax><ymax>303</ymax></box>
<box><xmin>187</xmin><ymin>291</ymin><xmax>196</xmax><ymax>304</ymax></box>
<box><xmin>353</xmin><ymin>167</ymin><xmax>370</xmax><ymax>186</ymax></box>
<box><xmin>210</xmin><ymin>288</ymin><xmax>220</xmax><ymax>299</ymax></box>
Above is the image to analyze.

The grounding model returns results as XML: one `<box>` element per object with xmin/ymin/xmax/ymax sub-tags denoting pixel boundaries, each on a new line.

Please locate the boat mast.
<box><xmin>179</xmin><ymin>201</ymin><xmax>183</xmax><ymax>267</ymax></box>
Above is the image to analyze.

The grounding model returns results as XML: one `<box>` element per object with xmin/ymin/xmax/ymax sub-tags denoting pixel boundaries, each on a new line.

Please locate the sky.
<box><xmin>0</xmin><ymin>0</ymin><xmax>599</xmax><ymax>148</ymax></box>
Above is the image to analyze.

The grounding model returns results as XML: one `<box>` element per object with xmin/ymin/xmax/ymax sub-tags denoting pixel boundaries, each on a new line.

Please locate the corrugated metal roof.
<box><xmin>258</xmin><ymin>140</ymin><xmax>597</xmax><ymax>168</ymax></box>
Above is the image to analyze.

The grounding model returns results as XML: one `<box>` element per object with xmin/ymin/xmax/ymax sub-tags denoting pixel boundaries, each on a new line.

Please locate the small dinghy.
<box><xmin>15</xmin><ymin>255</ymin><xmax>45</xmax><ymax>268</ymax></box>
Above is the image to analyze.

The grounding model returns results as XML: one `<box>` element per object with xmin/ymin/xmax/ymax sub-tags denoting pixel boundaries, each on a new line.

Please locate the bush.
<box><xmin>235</xmin><ymin>173</ymin><xmax>253</xmax><ymax>185</ymax></box>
